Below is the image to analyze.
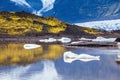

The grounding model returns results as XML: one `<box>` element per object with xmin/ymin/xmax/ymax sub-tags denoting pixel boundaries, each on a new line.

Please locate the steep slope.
<box><xmin>0</xmin><ymin>11</ymin><xmax>103</xmax><ymax>38</ymax></box>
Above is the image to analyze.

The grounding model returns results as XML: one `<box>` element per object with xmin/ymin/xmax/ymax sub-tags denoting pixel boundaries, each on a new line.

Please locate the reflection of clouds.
<box><xmin>0</xmin><ymin>65</ymin><xmax>30</xmax><ymax>80</ymax></box>
<box><xmin>0</xmin><ymin>61</ymin><xmax>61</xmax><ymax>80</ymax></box>
<box><xmin>29</xmin><ymin>60</ymin><xmax>62</xmax><ymax>80</ymax></box>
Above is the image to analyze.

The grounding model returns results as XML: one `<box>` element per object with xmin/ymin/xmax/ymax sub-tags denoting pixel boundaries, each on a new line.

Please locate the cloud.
<box><xmin>10</xmin><ymin>0</ymin><xmax>56</xmax><ymax>16</ymax></box>
<box><xmin>10</xmin><ymin>0</ymin><xmax>31</xmax><ymax>8</ymax></box>
<box><xmin>34</xmin><ymin>0</ymin><xmax>56</xmax><ymax>16</ymax></box>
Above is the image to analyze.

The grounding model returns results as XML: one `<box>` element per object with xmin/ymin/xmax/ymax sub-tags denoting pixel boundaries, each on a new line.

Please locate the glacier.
<box><xmin>75</xmin><ymin>19</ymin><xmax>120</xmax><ymax>31</ymax></box>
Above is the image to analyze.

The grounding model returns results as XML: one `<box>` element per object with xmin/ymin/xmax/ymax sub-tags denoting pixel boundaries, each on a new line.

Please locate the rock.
<box><xmin>115</xmin><ymin>38</ymin><xmax>120</xmax><ymax>42</ymax></box>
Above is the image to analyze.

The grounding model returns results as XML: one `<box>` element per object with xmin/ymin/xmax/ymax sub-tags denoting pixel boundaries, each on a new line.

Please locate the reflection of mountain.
<box><xmin>0</xmin><ymin>43</ymin><xmax>65</xmax><ymax>65</ymax></box>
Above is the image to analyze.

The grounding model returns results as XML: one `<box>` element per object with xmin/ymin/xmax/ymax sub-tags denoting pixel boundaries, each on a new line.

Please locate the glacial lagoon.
<box><xmin>0</xmin><ymin>43</ymin><xmax>120</xmax><ymax>80</ymax></box>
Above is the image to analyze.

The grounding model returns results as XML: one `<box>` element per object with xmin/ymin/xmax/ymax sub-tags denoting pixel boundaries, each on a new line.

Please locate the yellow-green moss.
<box><xmin>0</xmin><ymin>11</ymin><xmax>102</xmax><ymax>36</ymax></box>
<box><xmin>80</xmin><ymin>27</ymin><xmax>102</xmax><ymax>34</ymax></box>
<box><xmin>0</xmin><ymin>12</ymin><xmax>67</xmax><ymax>35</ymax></box>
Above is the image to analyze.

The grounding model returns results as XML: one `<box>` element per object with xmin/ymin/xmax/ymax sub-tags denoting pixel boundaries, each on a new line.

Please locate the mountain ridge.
<box><xmin>0</xmin><ymin>11</ymin><xmax>105</xmax><ymax>38</ymax></box>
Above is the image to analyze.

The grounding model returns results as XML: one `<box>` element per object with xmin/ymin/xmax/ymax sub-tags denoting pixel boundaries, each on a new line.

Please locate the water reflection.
<box><xmin>115</xmin><ymin>47</ymin><xmax>120</xmax><ymax>65</ymax></box>
<box><xmin>0</xmin><ymin>43</ymin><xmax>65</xmax><ymax>65</ymax></box>
<box><xmin>0</xmin><ymin>43</ymin><xmax>120</xmax><ymax>80</ymax></box>
<box><xmin>29</xmin><ymin>61</ymin><xmax>62</xmax><ymax>80</ymax></box>
<box><xmin>0</xmin><ymin>60</ymin><xmax>61</xmax><ymax>80</ymax></box>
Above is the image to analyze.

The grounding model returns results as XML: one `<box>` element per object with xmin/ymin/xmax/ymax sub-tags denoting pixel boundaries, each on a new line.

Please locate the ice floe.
<box><xmin>63</xmin><ymin>51</ymin><xmax>100</xmax><ymax>63</ymax></box>
<box><xmin>79</xmin><ymin>36</ymin><xmax>116</xmax><ymax>42</ymax></box>
<box><xmin>39</xmin><ymin>38</ymin><xmax>57</xmax><ymax>43</ymax></box>
<box><xmin>79</xmin><ymin>37</ymin><xmax>92</xmax><ymax>41</ymax></box>
<box><xmin>39</xmin><ymin>37</ymin><xmax>71</xmax><ymax>43</ymax></box>
<box><xmin>117</xmin><ymin>42</ymin><xmax>120</xmax><ymax>49</ymax></box>
<box><xmin>70</xmin><ymin>41</ymin><xmax>84</xmax><ymax>44</ymax></box>
<box><xmin>92</xmin><ymin>36</ymin><xmax>116</xmax><ymax>42</ymax></box>
<box><xmin>23</xmin><ymin>44</ymin><xmax>41</xmax><ymax>49</ymax></box>
<box><xmin>58</xmin><ymin>37</ymin><xmax>71</xmax><ymax>43</ymax></box>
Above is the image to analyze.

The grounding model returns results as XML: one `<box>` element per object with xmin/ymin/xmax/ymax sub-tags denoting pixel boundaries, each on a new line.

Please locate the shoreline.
<box><xmin>0</xmin><ymin>37</ymin><xmax>119</xmax><ymax>49</ymax></box>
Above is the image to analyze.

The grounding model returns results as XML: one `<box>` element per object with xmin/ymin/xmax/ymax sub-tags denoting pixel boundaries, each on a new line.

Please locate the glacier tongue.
<box><xmin>75</xmin><ymin>19</ymin><xmax>120</xmax><ymax>31</ymax></box>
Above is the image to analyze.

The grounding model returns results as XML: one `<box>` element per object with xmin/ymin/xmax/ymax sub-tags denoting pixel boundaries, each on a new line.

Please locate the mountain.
<box><xmin>0</xmin><ymin>0</ymin><xmax>120</xmax><ymax>23</ymax></box>
<box><xmin>0</xmin><ymin>11</ymin><xmax>106</xmax><ymax>38</ymax></box>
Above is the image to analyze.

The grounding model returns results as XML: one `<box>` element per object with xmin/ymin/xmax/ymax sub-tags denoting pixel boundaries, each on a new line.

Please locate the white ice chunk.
<box><xmin>58</xmin><ymin>37</ymin><xmax>71</xmax><ymax>43</ymax></box>
<box><xmin>63</xmin><ymin>51</ymin><xmax>78</xmax><ymax>63</ymax></box>
<box><xmin>70</xmin><ymin>41</ymin><xmax>84</xmax><ymax>44</ymax></box>
<box><xmin>39</xmin><ymin>38</ymin><xmax>57</xmax><ymax>43</ymax></box>
<box><xmin>79</xmin><ymin>37</ymin><xmax>92</xmax><ymax>41</ymax></box>
<box><xmin>92</xmin><ymin>36</ymin><xmax>116</xmax><ymax>42</ymax></box>
<box><xmin>63</xmin><ymin>51</ymin><xmax>100</xmax><ymax>63</ymax></box>
<box><xmin>39</xmin><ymin>37</ymin><xmax>71</xmax><ymax>43</ymax></box>
<box><xmin>23</xmin><ymin>44</ymin><xmax>41</xmax><ymax>49</ymax></box>
<box><xmin>117</xmin><ymin>42</ymin><xmax>120</xmax><ymax>49</ymax></box>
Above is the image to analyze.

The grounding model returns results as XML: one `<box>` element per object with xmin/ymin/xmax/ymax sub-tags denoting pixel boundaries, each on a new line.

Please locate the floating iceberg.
<box><xmin>58</xmin><ymin>37</ymin><xmax>71</xmax><ymax>43</ymax></box>
<box><xmin>39</xmin><ymin>38</ymin><xmax>57</xmax><ymax>43</ymax></box>
<box><xmin>39</xmin><ymin>37</ymin><xmax>71</xmax><ymax>43</ymax></box>
<box><xmin>70</xmin><ymin>41</ymin><xmax>84</xmax><ymax>44</ymax></box>
<box><xmin>79</xmin><ymin>37</ymin><xmax>92</xmax><ymax>41</ymax></box>
<box><xmin>92</xmin><ymin>36</ymin><xmax>116</xmax><ymax>42</ymax></box>
<box><xmin>63</xmin><ymin>51</ymin><xmax>100</xmax><ymax>63</ymax></box>
<box><xmin>24</xmin><ymin>44</ymin><xmax>41</xmax><ymax>49</ymax></box>
<box><xmin>117</xmin><ymin>42</ymin><xmax>120</xmax><ymax>49</ymax></box>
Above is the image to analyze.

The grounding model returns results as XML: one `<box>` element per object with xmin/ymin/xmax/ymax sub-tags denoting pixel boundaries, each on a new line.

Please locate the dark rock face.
<box><xmin>115</xmin><ymin>38</ymin><xmax>120</xmax><ymax>42</ymax></box>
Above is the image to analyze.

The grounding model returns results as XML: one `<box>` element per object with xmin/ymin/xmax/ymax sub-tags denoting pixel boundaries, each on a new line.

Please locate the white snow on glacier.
<box><xmin>75</xmin><ymin>19</ymin><xmax>120</xmax><ymax>31</ymax></box>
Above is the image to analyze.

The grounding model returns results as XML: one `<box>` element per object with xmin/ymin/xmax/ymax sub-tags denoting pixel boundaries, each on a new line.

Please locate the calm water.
<box><xmin>0</xmin><ymin>43</ymin><xmax>120</xmax><ymax>80</ymax></box>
